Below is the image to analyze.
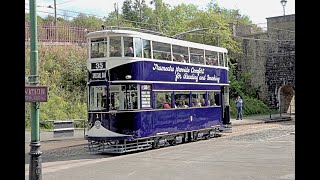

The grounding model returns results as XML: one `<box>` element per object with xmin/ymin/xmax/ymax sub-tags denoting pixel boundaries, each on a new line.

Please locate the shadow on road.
<box><xmin>25</xmin><ymin>144</ymin><xmax>118</xmax><ymax>164</ymax></box>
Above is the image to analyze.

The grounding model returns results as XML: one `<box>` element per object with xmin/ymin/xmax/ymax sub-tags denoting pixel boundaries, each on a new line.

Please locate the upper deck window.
<box><xmin>110</xmin><ymin>36</ymin><xmax>122</xmax><ymax>57</ymax></box>
<box><xmin>224</xmin><ymin>52</ymin><xmax>228</xmax><ymax>67</ymax></box>
<box><xmin>142</xmin><ymin>39</ymin><xmax>151</xmax><ymax>58</ymax></box>
<box><xmin>218</xmin><ymin>52</ymin><xmax>224</xmax><ymax>67</ymax></box>
<box><xmin>123</xmin><ymin>37</ymin><xmax>134</xmax><ymax>57</ymax></box>
<box><xmin>152</xmin><ymin>41</ymin><xmax>171</xmax><ymax>61</ymax></box>
<box><xmin>190</xmin><ymin>48</ymin><xmax>205</xmax><ymax>65</ymax></box>
<box><xmin>91</xmin><ymin>38</ymin><xmax>107</xmax><ymax>58</ymax></box>
<box><xmin>134</xmin><ymin>37</ymin><xmax>143</xmax><ymax>58</ymax></box>
<box><xmin>205</xmin><ymin>50</ymin><xmax>218</xmax><ymax>66</ymax></box>
<box><xmin>172</xmin><ymin>45</ymin><xmax>189</xmax><ymax>63</ymax></box>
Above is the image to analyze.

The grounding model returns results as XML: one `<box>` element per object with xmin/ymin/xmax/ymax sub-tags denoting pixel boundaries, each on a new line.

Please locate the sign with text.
<box><xmin>89</xmin><ymin>70</ymin><xmax>107</xmax><ymax>81</ymax></box>
<box><xmin>25</xmin><ymin>86</ymin><xmax>48</xmax><ymax>102</ymax></box>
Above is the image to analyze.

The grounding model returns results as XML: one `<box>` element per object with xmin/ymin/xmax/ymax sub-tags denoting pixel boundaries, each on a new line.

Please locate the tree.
<box><xmin>71</xmin><ymin>14</ymin><xmax>104</xmax><ymax>29</ymax></box>
<box><xmin>122</xmin><ymin>0</ymin><xmax>135</xmax><ymax>23</ymax></box>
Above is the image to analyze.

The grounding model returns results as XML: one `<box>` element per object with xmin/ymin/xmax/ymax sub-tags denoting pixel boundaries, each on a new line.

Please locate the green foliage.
<box><xmin>229</xmin><ymin>95</ymin><xmax>271</xmax><ymax>117</ymax></box>
<box><xmin>25</xmin><ymin>46</ymin><xmax>87</xmax><ymax>128</ymax></box>
<box><xmin>71</xmin><ymin>14</ymin><xmax>104</xmax><ymax>28</ymax></box>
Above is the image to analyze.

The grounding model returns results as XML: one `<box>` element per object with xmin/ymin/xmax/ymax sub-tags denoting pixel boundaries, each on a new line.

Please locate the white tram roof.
<box><xmin>85</xmin><ymin>30</ymin><xmax>228</xmax><ymax>53</ymax></box>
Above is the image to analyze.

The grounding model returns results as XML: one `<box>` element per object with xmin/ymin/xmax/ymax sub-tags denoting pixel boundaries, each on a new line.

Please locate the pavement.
<box><xmin>25</xmin><ymin>113</ymin><xmax>294</xmax><ymax>143</ymax></box>
<box><xmin>230</xmin><ymin>113</ymin><xmax>294</xmax><ymax>126</ymax></box>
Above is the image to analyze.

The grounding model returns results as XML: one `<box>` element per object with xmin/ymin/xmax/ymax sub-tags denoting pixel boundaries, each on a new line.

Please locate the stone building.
<box><xmin>234</xmin><ymin>14</ymin><xmax>295</xmax><ymax>113</ymax></box>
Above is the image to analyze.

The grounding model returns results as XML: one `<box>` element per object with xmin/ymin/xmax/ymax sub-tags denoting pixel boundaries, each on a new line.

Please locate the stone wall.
<box><xmin>234</xmin><ymin>14</ymin><xmax>295</xmax><ymax>107</ymax></box>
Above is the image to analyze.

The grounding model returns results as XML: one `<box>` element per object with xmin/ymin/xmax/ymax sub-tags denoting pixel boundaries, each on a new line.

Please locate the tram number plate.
<box><xmin>91</xmin><ymin>62</ymin><xmax>106</xmax><ymax>70</ymax></box>
<box><xmin>90</xmin><ymin>71</ymin><xmax>107</xmax><ymax>80</ymax></box>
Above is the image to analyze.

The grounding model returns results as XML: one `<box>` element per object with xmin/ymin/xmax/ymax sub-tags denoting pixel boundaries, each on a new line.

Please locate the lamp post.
<box><xmin>217</xmin><ymin>8</ymin><xmax>221</xmax><ymax>15</ymax></box>
<box><xmin>280</xmin><ymin>0</ymin><xmax>287</xmax><ymax>16</ymax></box>
<box><xmin>114</xmin><ymin>3</ymin><xmax>119</xmax><ymax>27</ymax></box>
<box><xmin>29</xmin><ymin>0</ymin><xmax>42</xmax><ymax>179</ymax></box>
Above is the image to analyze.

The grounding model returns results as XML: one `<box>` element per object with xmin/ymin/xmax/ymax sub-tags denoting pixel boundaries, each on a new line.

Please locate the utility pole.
<box><xmin>139</xmin><ymin>0</ymin><xmax>142</xmax><ymax>24</ymax></box>
<box><xmin>114</xmin><ymin>3</ymin><xmax>119</xmax><ymax>27</ymax></box>
<box><xmin>29</xmin><ymin>0</ymin><xmax>42</xmax><ymax>179</ymax></box>
<box><xmin>54</xmin><ymin>0</ymin><xmax>57</xmax><ymax>25</ymax></box>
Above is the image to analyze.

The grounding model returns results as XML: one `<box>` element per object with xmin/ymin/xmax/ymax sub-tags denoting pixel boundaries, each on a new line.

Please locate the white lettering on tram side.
<box><xmin>207</xmin><ymin>74</ymin><xmax>220</xmax><ymax>83</ymax></box>
<box><xmin>152</xmin><ymin>63</ymin><xmax>221</xmax><ymax>83</ymax></box>
<box><xmin>152</xmin><ymin>63</ymin><xmax>174</xmax><ymax>72</ymax></box>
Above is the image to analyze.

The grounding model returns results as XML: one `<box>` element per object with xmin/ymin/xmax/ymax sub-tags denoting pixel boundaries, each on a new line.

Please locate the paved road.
<box><xmin>25</xmin><ymin>120</ymin><xmax>295</xmax><ymax>180</ymax></box>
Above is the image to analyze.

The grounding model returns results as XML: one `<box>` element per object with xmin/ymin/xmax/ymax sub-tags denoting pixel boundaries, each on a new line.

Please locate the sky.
<box><xmin>25</xmin><ymin>0</ymin><xmax>295</xmax><ymax>26</ymax></box>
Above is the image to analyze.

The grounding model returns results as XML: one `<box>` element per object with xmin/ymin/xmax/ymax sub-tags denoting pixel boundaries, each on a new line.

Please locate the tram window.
<box><xmin>110</xmin><ymin>92</ymin><xmax>120</xmax><ymax>110</ymax></box>
<box><xmin>134</xmin><ymin>37</ymin><xmax>143</xmax><ymax>58</ymax></box>
<box><xmin>89</xmin><ymin>86</ymin><xmax>105</xmax><ymax>110</ymax></box>
<box><xmin>172</xmin><ymin>45</ymin><xmax>189</xmax><ymax>63</ymax></box>
<box><xmin>109</xmin><ymin>36</ymin><xmax>122</xmax><ymax>57</ymax></box>
<box><xmin>174</xmin><ymin>92</ymin><xmax>190</xmax><ymax>108</ymax></box>
<box><xmin>190</xmin><ymin>48</ymin><xmax>205</xmax><ymax>65</ymax></box>
<box><xmin>91</xmin><ymin>38</ymin><xmax>107</xmax><ymax>58</ymax></box>
<box><xmin>208</xmin><ymin>91</ymin><xmax>220</xmax><ymax>106</ymax></box>
<box><xmin>124</xmin><ymin>37</ymin><xmax>134</xmax><ymax>57</ymax></box>
<box><xmin>205</xmin><ymin>50</ymin><xmax>218</xmax><ymax>66</ymax></box>
<box><xmin>191</xmin><ymin>92</ymin><xmax>206</xmax><ymax>107</ymax></box>
<box><xmin>224</xmin><ymin>52</ymin><xmax>228</xmax><ymax>67</ymax></box>
<box><xmin>121</xmin><ymin>85</ymin><xmax>138</xmax><ymax>110</ymax></box>
<box><xmin>108</xmin><ymin>85</ymin><xmax>138</xmax><ymax>110</ymax></box>
<box><xmin>142</xmin><ymin>39</ymin><xmax>151</xmax><ymax>58</ymax></box>
<box><xmin>152</xmin><ymin>41</ymin><xmax>171</xmax><ymax>61</ymax></box>
<box><xmin>218</xmin><ymin>52</ymin><xmax>224</xmax><ymax>67</ymax></box>
<box><xmin>155</xmin><ymin>92</ymin><xmax>172</xmax><ymax>109</ymax></box>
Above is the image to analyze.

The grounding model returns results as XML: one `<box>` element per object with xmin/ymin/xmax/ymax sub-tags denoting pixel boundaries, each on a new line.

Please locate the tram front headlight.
<box><xmin>94</xmin><ymin>121</ymin><xmax>101</xmax><ymax>129</ymax></box>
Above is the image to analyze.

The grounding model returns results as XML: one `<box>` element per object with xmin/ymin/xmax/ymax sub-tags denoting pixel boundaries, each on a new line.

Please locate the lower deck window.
<box><xmin>192</xmin><ymin>92</ymin><xmax>206</xmax><ymax>107</ymax></box>
<box><xmin>109</xmin><ymin>85</ymin><xmax>139</xmax><ymax>110</ymax></box>
<box><xmin>208</xmin><ymin>91</ymin><xmax>220</xmax><ymax>106</ymax></box>
<box><xmin>174</xmin><ymin>92</ymin><xmax>190</xmax><ymax>108</ymax></box>
<box><xmin>155</xmin><ymin>92</ymin><xmax>172</xmax><ymax>109</ymax></box>
<box><xmin>89</xmin><ymin>86</ymin><xmax>106</xmax><ymax>110</ymax></box>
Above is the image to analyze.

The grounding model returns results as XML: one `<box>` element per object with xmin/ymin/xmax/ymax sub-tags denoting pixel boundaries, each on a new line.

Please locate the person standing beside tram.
<box><xmin>235</xmin><ymin>95</ymin><xmax>243</xmax><ymax>120</ymax></box>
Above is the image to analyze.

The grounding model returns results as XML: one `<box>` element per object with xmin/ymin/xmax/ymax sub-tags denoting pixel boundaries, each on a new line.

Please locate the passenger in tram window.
<box><xmin>168</xmin><ymin>54</ymin><xmax>175</xmax><ymax>61</ymax></box>
<box><xmin>163</xmin><ymin>100</ymin><xmax>171</xmax><ymax>109</ymax></box>
<box><xmin>178</xmin><ymin>101</ymin><xmax>187</xmax><ymax>108</ymax></box>
<box><xmin>195</xmin><ymin>99</ymin><xmax>202</xmax><ymax>107</ymax></box>
<box><xmin>184</xmin><ymin>56</ymin><xmax>189</xmax><ymax>63</ymax></box>
<box><xmin>179</xmin><ymin>101</ymin><xmax>189</xmax><ymax>108</ymax></box>
<box><xmin>212</xmin><ymin>58</ymin><xmax>218</xmax><ymax>65</ymax></box>
<box><xmin>200</xmin><ymin>98</ymin><xmax>206</xmax><ymax>106</ymax></box>
<box><xmin>206</xmin><ymin>58</ymin><xmax>213</xmax><ymax>65</ymax></box>
<box><xmin>125</xmin><ymin>47</ymin><xmax>134</xmax><ymax>57</ymax></box>
<box><xmin>177</xmin><ymin>55</ymin><xmax>185</xmax><ymax>62</ymax></box>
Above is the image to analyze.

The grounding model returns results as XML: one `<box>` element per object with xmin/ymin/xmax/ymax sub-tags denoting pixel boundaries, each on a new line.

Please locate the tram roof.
<box><xmin>85</xmin><ymin>29</ymin><xmax>228</xmax><ymax>53</ymax></box>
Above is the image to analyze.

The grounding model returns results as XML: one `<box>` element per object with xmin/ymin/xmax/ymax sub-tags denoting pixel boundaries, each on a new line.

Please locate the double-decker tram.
<box><xmin>85</xmin><ymin>29</ymin><xmax>231</xmax><ymax>153</ymax></box>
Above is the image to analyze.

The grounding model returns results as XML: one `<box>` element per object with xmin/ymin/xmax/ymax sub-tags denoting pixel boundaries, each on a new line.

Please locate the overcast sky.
<box><xmin>26</xmin><ymin>0</ymin><xmax>295</xmax><ymax>25</ymax></box>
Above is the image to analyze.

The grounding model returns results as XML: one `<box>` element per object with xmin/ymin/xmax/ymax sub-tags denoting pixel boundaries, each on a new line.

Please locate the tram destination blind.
<box><xmin>141</xmin><ymin>91</ymin><xmax>151</xmax><ymax>108</ymax></box>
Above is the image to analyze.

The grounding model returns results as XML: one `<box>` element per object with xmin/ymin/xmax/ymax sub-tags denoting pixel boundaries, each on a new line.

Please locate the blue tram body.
<box><xmin>85</xmin><ymin>29</ymin><xmax>231</xmax><ymax>153</ymax></box>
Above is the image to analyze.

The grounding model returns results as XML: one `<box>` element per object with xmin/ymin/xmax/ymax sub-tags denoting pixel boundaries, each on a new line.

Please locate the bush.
<box><xmin>25</xmin><ymin>46</ymin><xmax>87</xmax><ymax>129</ymax></box>
<box><xmin>230</xmin><ymin>95</ymin><xmax>271</xmax><ymax>118</ymax></box>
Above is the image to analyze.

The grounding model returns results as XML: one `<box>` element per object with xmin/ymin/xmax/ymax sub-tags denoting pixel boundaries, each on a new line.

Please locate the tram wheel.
<box><xmin>170</xmin><ymin>138</ymin><xmax>177</xmax><ymax>146</ymax></box>
<box><xmin>204</xmin><ymin>134</ymin><xmax>210</xmax><ymax>140</ymax></box>
<box><xmin>153</xmin><ymin>139</ymin><xmax>160</xmax><ymax>149</ymax></box>
<box><xmin>193</xmin><ymin>133</ymin><xmax>198</xmax><ymax>142</ymax></box>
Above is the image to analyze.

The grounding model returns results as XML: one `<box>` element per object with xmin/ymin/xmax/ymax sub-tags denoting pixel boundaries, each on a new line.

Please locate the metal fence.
<box><xmin>39</xmin><ymin>119</ymin><xmax>87</xmax><ymax>138</ymax></box>
<box><xmin>25</xmin><ymin>23</ymin><xmax>98</xmax><ymax>44</ymax></box>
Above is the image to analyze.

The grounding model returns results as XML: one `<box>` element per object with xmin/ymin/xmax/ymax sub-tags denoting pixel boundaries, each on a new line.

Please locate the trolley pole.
<box><xmin>29</xmin><ymin>0</ymin><xmax>42</xmax><ymax>179</ymax></box>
